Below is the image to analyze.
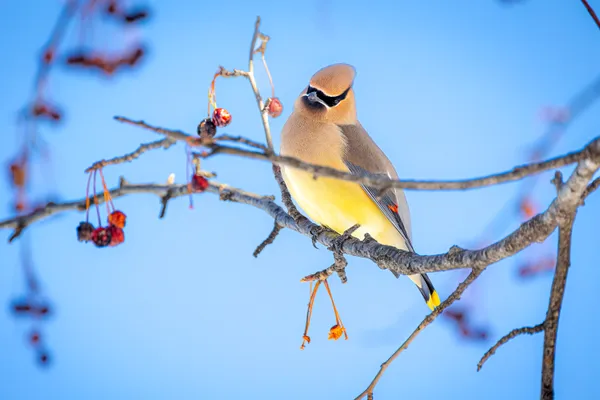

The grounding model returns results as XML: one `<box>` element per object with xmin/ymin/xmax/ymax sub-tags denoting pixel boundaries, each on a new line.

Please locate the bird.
<box><xmin>279</xmin><ymin>63</ymin><xmax>440</xmax><ymax>311</ymax></box>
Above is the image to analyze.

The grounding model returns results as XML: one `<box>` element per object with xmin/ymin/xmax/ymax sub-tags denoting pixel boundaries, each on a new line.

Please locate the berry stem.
<box><xmin>98</xmin><ymin>168</ymin><xmax>115</xmax><ymax>213</ymax></box>
<box><xmin>260</xmin><ymin>53</ymin><xmax>275</xmax><ymax>99</ymax></box>
<box><xmin>186</xmin><ymin>145</ymin><xmax>194</xmax><ymax>209</ymax></box>
<box><xmin>207</xmin><ymin>71</ymin><xmax>219</xmax><ymax>115</ymax></box>
<box><xmin>85</xmin><ymin>171</ymin><xmax>92</xmax><ymax>222</ymax></box>
<box><xmin>301</xmin><ymin>280</ymin><xmax>322</xmax><ymax>350</ymax></box>
<box><xmin>92</xmin><ymin>170</ymin><xmax>101</xmax><ymax>226</ymax></box>
<box><xmin>323</xmin><ymin>280</ymin><xmax>348</xmax><ymax>340</ymax></box>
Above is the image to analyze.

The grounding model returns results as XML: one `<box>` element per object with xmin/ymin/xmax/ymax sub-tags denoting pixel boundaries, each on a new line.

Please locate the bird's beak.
<box><xmin>304</xmin><ymin>91</ymin><xmax>327</xmax><ymax>107</ymax></box>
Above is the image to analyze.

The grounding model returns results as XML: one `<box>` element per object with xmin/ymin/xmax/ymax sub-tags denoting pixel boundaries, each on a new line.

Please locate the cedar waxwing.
<box><xmin>279</xmin><ymin>63</ymin><xmax>441</xmax><ymax>311</ymax></box>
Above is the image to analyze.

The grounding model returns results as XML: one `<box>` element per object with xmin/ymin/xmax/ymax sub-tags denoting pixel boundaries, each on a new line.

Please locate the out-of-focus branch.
<box><xmin>581</xmin><ymin>176</ymin><xmax>600</xmax><ymax>203</ymax></box>
<box><xmin>581</xmin><ymin>0</ymin><xmax>600</xmax><ymax>30</ymax></box>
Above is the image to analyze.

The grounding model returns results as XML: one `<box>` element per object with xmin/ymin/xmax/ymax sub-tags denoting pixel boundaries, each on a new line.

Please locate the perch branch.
<box><xmin>2</xmin><ymin>136</ymin><xmax>599</xmax><ymax>278</ymax></box>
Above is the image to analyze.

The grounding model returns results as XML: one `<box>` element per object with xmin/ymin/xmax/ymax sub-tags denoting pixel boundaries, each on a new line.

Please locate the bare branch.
<box><xmin>3</xmin><ymin>136</ymin><xmax>599</xmax><ymax>280</ymax></box>
<box><xmin>355</xmin><ymin>268</ymin><xmax>484</xmax><ymax>399</ymax></box>
<box><xmin>542</xmin><ymin>216</ymin><xmax>575</xmax><ymax>399</ymax></box>
<box><xmin>477</xmin><ymin>323</ymin><xmax>545</xmax><ymax>371</ymax></box>
<box><xmin>0</xmin><ymin>178</ymin><xmax>274</xmax><ymax>241</ymax></box>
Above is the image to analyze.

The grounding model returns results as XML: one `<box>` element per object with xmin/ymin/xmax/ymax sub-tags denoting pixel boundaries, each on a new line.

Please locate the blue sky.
<box><xmin>1</xmin><ymin>1</ymin><xmax>599</xmax><ymax>399</ymax></box>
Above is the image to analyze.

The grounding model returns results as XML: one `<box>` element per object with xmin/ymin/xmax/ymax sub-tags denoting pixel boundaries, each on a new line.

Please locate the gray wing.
<box><xmin>339</xmin><ymin>123</ymin><xmax>414</xmax><ymax>252</ymax></box>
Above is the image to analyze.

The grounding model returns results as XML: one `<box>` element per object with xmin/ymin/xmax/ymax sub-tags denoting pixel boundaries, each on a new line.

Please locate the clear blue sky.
<box><xmin>1</xmin><ymin>1</ymin><xmax>599</xmax><ymax>399</ymax></box>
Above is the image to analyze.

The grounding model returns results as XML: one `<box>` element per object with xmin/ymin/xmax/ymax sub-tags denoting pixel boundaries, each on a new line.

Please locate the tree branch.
<box><xmin>0</xmin><ymin>177</ymin><xmax>274</xmax><ymax>241</ymax></box>
<box><xmin>2</xmin><ymin>137</ymin><xmax>599</xmax><ymax>278</ymax></box>
<box><xmin>114</xmin><ymin>115</ymin><xmax>600</xmax><ymax>192</ymax></box>
<box><xmin>541</xmin><ymin>216</ymin><xmax>575</xmax><ymax>399</ymax></box>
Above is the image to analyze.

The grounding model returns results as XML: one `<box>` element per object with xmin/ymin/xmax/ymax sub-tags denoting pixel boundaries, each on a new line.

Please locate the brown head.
<box><xmin>294</xmin><ymin>63</ymin><xmax>357</xmax><ymax>124</ymax></box>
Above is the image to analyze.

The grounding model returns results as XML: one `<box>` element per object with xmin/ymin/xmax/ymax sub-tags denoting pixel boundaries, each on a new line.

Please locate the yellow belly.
<box><xmin>282</xmin><ymin>167</ymin><xmax>409</xmax><ymax>251</ymax></box>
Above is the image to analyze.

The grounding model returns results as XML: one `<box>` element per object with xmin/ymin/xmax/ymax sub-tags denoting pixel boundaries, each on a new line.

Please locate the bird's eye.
<box><xmin>305</xmin><ymin>85</ymin><xmax>350</xmax><ymax>107</ymax></box>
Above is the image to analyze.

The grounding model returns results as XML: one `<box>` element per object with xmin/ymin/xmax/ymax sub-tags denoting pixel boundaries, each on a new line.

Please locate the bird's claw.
<box><xmin>309</xmin><ymin>225</ymin><xmax>330</xmax><ymax>249</ymax></box>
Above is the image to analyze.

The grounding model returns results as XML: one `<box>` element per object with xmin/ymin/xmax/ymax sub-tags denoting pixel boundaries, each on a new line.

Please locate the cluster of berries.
<box><xmin>76</xmin><ymin>169</ymin><xmax>127</xmax><ymax>248</ymax></box>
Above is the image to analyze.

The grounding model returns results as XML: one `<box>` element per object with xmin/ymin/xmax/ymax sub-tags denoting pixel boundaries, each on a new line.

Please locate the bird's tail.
<box><xmin>409</xmin><ymin>273</ymin><xmax>440</xmax><ymax>311</ymax></box>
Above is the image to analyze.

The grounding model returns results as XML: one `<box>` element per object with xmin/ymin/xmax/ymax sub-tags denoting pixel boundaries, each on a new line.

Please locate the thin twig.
<box><xmin>477</xmin><ymin>323</ymin><xmax>545</xmax><ymax>371</ymax></box>
<box><xmin>85</xmin><ymin>137</ymin><xmax>175</xmax><ymax>172</ymax></box>
<box><xmin>355</xmin><ymin>268</ymin><xmax>485</xmax><ymax>400</ymax></box>
<box><xmin>253</xmin><ymin>222</ymin><xmax>283</xmax><ymax>257</ymax></box>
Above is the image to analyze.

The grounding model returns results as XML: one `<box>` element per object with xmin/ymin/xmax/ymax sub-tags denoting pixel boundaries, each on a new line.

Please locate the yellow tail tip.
<box><xmin>426</xmin><ymin>290</ymin><xmax>441</xmax><ymax>311</ymax></box>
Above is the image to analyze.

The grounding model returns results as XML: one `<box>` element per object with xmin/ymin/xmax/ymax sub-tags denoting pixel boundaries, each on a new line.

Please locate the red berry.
<box><xmin>266</xmin><ymin>97</ymin><xmax>283</xmax><ymax>118</ymax></box>
<box><xmin>108</xmin><ymin>225</ymin><xmax>125</xmax><ymax>247</ymax></box>
<box><xmin>77</xmin><ymin>221</ymin><xmax>95</xmax><ymax>242</ymax></box>
<box><xmin>91</xmin><ymin>227</ymin><xmax>112</xmax><ymax>248</ymax></box>
<box><xmin>212</xmin><ymin>108</ymin><xmax>231</xmax><ymax>127</ymax></box>
<box><xmin>192</xmin><ymin>175</ymin><xmax>209</xmax><ymax>192</ymax></box>
<box><xmin>108</xmin><ymin>210</ymin><xmax>127</xmax><ymax>229</ymax></box>
<box><xmin>30</xmin><ymin>331</ymin><xmax>41</xmax><ymax>345</ymax></box>
<box><xmin>197</xmin><ymin>118</ymin><xmax>217</xmax><ymax>139</ymax></box>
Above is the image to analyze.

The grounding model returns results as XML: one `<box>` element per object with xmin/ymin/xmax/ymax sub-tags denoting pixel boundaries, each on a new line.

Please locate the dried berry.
<box><xmin>108</xmin><ymin>225</ymin><xmax>125</xmax><ymax>247</ymax></box>
<box><xmin>77</xmin><ymin>221</ymin><xmax>95</xmax><ymax>242</ymax></box>
<box><xmin>91</xmin><ymin>227</ymin><xmax>112</xmax><ymax>248</ymax></box>
<box><xmin>328</xmin><ymin>324</ymin><xmax>345</xmax><ymax>341</ymax></box>
<box><xmin>108</xmin><ymin>210</ymin><xmax>127</xmax><ymax>229</ymax></box>
<box><xmin>10</xmin><ymin>163</ymin><xmax>26</xmax><ymax>187</ymax></box>
<box><xmin>197</xmin><ymin>118</ymin><xmax>217</xmax><ymax>139</ymax></box>
<box><xmin>266</xmin><ymin>97</ymin><xmax>283</xmax><ymax>118</ymax></box>
<box><xmin>212</xmin><ymin>108</ymin><xmax>231</xmax><ymax>127</ymax></box>
<box><xmin>192</xmin><ymin>175</ymin><xmax>209</xmax><ymax>192</ymax></box>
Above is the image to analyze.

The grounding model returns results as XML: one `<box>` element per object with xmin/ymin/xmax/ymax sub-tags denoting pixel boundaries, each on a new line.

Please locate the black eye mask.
<box><xmin>306</xmin><ymin>85</ymin><xmax>350</xmax><ymax>107</ymax></box>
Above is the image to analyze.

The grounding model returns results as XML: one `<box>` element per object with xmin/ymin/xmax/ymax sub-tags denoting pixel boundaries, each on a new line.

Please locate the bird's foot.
<box><xmin>327</xmin><ymin>224</ymin><xmax>360</xmax><ymax>254</ymax></box>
